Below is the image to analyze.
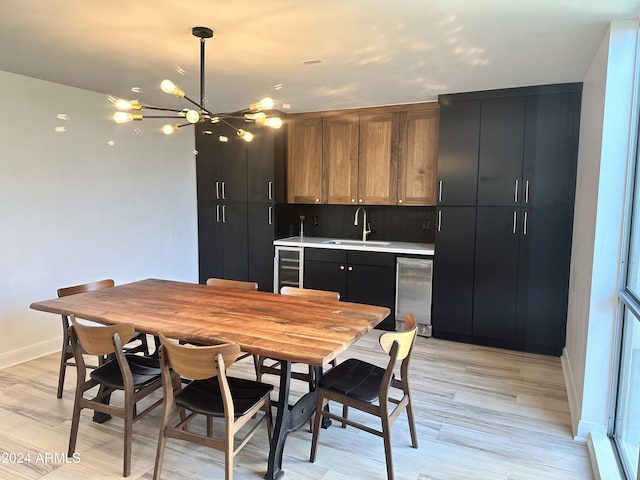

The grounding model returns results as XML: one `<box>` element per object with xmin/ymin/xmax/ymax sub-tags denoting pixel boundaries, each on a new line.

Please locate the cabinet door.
<box><xmin>248</xmin><ymin>203</ymin><xmax>275</xmax><ymax>292</ymax></box>
<box><xmin>303</xmin><ymin>248</ymin><xmax>349</xmax><ymax>301</ymax></box>
<box><xmin>397</xmin><ymin>108</ymin><xmax>439</xmax><ymax>206</ymax></box>
<box><xmin>220</xmin><ymin>202</ymin><xmax>249</xmax><ymax>281</ymax></box>
<box><xmin>217</xmin><ymin>122</ymin><xmax>248</xmax><ymax>203</ymax></box>
<box><xmin>247</xmin><ymin>129</ymin><xmax>275</xmax><ymax>203</ymax></box>
<box><xmin>287</xmin><ymin>117</ymin><xmax>324</xmax><ymax>204</ymax></box>
<box><xmin>195</xmin><ymin>125</ymin><xmax>222</xmax><ymax>202</ymax></box>
<box><xmin>472</xmin><ymin>207</ymin><xmax>520</xmax><ymax>341</ymax></box>
<box><xmin>358</xmin><ymin>113</ymin><xmax>395</xmax><ymax>205</ymax></box>
<box><xmin>523</xmin><ymin>92</ymin><xmax>580</xmax><ymax>208</ymax></box>
<box><xmin>347</xmin><ymin>257</ymin><xmax>396</xmax><ymax>330</ymax></box>
<box><xmin>197</xmin><ymin>202</ymin><xmax>223</xmax><ymax>284</ymax></box>
<box><xmin>515</xmin><ymin>206</ymin><xmax>572</xmax><ymax>354</ymax></box>
<box><xmin>477</xmin><ymin>97</ymin><xmax>526</xmax><ymax>206</ymax></box>
<box><xmin>432</xmin><ymin>206</ymin><xmax>476</xmax><ymax>335</ymax></box>
<box><xmin>324</xmin><ymin>115</ymin><xmax>359</xmax><ymax>204</ymax></box>
<box><xmin>436</xmin><ymin>100</ymin><xmax>480</xmax><ymax>206</ymax></box>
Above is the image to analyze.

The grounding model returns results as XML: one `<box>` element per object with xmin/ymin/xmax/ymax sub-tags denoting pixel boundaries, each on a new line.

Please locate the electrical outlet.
<box><xmin>423</xmin><ymin>220</ymin><xmax>431</xmax><ymax>230</ymax></box>
<box><xmin>313</xmin><ymin>215</ymin><xmax>319</xmax><ymax>226</ymax></box>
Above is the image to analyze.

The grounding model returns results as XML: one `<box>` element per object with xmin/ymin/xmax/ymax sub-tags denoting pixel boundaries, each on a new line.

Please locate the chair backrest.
<box><xmin>158</xmin><ymin>332</ymin><xmax>241</xmax><ymax>380</ymax></box>
<box><xmin>205</xmin><ymin>278</ymin><xmax>258</xmax><ymax>291</ymax></box>
<box><xmin>379</xmin><ymin>313</ymin><xmax>417</xmax><ymax>361</ymax></box>
<box><xmin>58</xmin><ymin>279</ymin><xmax>115</xmax><ymax>298</ymax></box>
<box><xmin>280</xmin><ymin>286</ymin><xmax>340</xmax><ymax>301</ymax></box>
<box><xmin>69</xmin><ymin>315</ymin><xmax>135</xmax><ymax>356</ymax></box>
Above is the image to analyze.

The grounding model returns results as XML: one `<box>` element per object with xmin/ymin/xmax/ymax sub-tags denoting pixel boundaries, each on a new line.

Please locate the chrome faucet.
<box><xmin>354</xmin><ymin>207</ymin><xmax>372</xmax><ymax>241</ymax></box>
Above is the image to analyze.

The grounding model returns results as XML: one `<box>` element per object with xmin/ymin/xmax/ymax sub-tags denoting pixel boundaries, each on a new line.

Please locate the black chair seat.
<box><xmin>91</xmin><ymin>354</ymin><xmax>161</xmax><ymax>390</ymax></box>
<box><xmin>176</xmin><ymin>377</ymin><xmax>273</xmax><ymax>418</ymax></box>
<box><xmin>319</xmin><ymin>358</ymin><xmax>391</xmax><ymax>403</ymax></box>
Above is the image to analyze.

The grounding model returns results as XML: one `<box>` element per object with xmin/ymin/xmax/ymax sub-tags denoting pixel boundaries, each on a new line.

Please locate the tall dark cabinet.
<box><xmin>196</xmin><ymin>119</ymin><xmax>286</xmax><ymax>292</ymax></box>
<box><xmin>433</xmin><ymin>84</ymin><xmax>582</xmax><ymax>355</ymax></box>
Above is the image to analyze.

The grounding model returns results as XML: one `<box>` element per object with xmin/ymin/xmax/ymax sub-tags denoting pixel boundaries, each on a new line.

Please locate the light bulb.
<box><xmin>113</xmin><ymin>112</ymin><xmax>142</xmax><ymax>123</ymax></box>
<box><xmin>249</xmin><ymin>97</ymin><xmax>274</xmax><ymax>112</ymax></box>
<box><xmin>162</xmin><ymin>124</ymin><xmax>180</xmax><ymax>135</ymax></box>
<box><xmin>244</xmin><ymin>112</ymin><xmax>266</xmax><ymax>121</ymax></box>
<box><xmin>237</xmin><ymin>129</ymin><xmax>254</xmax><ymax>142</ymax></box>
<box><xmin>115</xmin><ymin>99</ymin><xmax>142</xmax><ymax>111</ymax></box>
<box><xmin>186</xmin><ymin>110</ymin><xmax>200</xmax><ymax>123</ymax></box>
<box><xmin>256</xmin><ymin>117</ymin><xmax>283</xmax><ymax>129</ymax></box>
<box><xmin>160</xmin><ymin>79</ymin><xmax>185</xmax><ymax>98</ymax></box>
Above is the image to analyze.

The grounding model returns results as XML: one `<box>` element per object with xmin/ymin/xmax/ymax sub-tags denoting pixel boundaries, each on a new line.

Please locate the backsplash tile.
<box><xmin>275</xmin><ymin>204</ymin><xmax>435</xmax><ymax>243</ymax></box>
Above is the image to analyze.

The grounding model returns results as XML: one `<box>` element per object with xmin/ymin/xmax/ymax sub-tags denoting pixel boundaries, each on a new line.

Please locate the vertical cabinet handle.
<box><xmin>216</xmin><ymin>204</ymin><xmax>221</xmax><ymax>222</ymax></box>
<box><xmin>268</xmin><ymin>181</ymin><xmax>273</xmax><ymax>200</ymax></box>
<box><xmin>437</xmin><ymin>210</ymin><xmax>442</xmax><ymax>232</ymax></box>
<box><xmin>221</xmin><ymin>182</ymin><xmax>226</xmax><ymax>200</ymax></box>
<box><xmin>523</xmin><ymin>211</ymin><xmax>528</xmax><ymax>235</ymax></box>
<box><xmin>525</xmin><ymin>180</ymin><xmax>529</xmax><ymax>204</ymax></box>
<box><xmin>216</xmin><ymin>181</ymin><xmax>220</xmax><ymax>199</ymax></box>
<box><xmin>513</xmin><ymin>211</ymin><xmax>517</xmax><ymax>234</ymax></box>
<box><xmin>222</xmin><ymin>205</ymin><xmax>226</xmax><ymax>223</ymax></box>
<box><xmin>514</xmin><ymin>179</ymin><xmax>519</xmax><ymax>203</ymax></box>
<box><xmin>268</xmin><ymin>206</ymin><xmax>273</xmax><ymax>225</ymax></box>
<box><xmin>438</xmin><ymin>180</ymin><xmax>443</xmax><ymax>202</ymax></box>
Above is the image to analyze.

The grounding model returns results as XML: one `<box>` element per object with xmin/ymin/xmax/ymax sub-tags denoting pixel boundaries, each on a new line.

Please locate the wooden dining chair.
<box><xmin>56</xmin><ymin>279</ymin><xmax>150</xmax><ymax>398</ymax></box>
<box><xmin>205</xmin><ymin>277</ymin><xmax>259</xmax><ymax>290</ymax></box>
<box><xmin>67</xmin><ymin>315</ymin><xmax>165</xmax><ymax>477</ymax></box>
<box><xmin>153</xmin><ymin>333</ymin><xmax>273</xmax><ymax>480</ymax></box>
<box><xmin>256</xmin><ymin>287</ymin><xmax>341</xmax><ymax>388</ymax></box>
<box><xmin>205</xmin><ymin>277</ymin><xmax>258</xmax><ymax>364</ymax></box>
<box><xmin>309</xmin><ymin>313</ymin><xmax>419</xmax><ymax>480</ymax></box>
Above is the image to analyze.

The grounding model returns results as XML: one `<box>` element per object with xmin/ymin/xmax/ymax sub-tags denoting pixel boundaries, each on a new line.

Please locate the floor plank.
<box><xmin>0</xmin><ymin>332</ymin><xmax>592</xmax><ymax>479</ymax></box>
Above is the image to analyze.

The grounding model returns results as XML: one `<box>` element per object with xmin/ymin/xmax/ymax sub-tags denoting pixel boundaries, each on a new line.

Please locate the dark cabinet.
<box><xmin>431</xmin><ymin>207</ymin><xmax>476</xmax><ymax>336</ymax></box>
<box><xmin>436</xmin><ymin>100</ymin><xmax>480</xmax><ymax>206</ymax></box>
<box><xmin>433</xmin><ymin>84</ymin><xmax>581</xmax><ymax>355</ymax></box>
<box><xmin>304</xmin><ymin>248</ymin><xmax>396</xmax><ymax>330</ymax></box>
<box><xmin>196</xmin><ymin>119</ymin><xmax>286</xmax><ymax>292</ymax></box>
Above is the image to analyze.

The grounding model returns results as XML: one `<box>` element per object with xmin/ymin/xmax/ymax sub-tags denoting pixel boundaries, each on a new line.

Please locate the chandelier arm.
<box><xmin>142</xmin><ymin>115</ymin><xmax>189</xmax><ymax>119</ymax></box>
<box><xmin>142</xmin><ymin>106</ymin><xmax>185</xmax><ymax>113</ymax></box>
<box><xmin>182</xmin><ymin>94</ymin><xmax>211</xmax><ymax>116</ymax></box>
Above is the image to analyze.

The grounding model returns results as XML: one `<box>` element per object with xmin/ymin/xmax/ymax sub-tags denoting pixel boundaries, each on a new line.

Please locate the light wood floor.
<box><xmin>0</xmin><ymin>331</ymin><xmax>593</xmax><ymax>480</ymax></box>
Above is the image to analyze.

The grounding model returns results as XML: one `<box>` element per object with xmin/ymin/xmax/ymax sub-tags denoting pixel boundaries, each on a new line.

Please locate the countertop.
<box><xmin>273</xmin><ymin>236</ymin><xmax>435</xmax><ymax>256</ymax></box>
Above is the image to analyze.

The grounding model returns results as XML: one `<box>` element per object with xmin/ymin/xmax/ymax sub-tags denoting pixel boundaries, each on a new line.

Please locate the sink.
<box><xmin>323</xmin><ymin>239</ymin><xmax>391</xmax><ymax>246</ymax></box>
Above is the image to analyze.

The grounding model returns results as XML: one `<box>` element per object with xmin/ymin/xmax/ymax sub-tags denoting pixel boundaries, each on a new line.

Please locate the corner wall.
<box><xmin>0</xmin><ymin>71</ymin><xmax>198</xmax><ymax>367</ymax></box>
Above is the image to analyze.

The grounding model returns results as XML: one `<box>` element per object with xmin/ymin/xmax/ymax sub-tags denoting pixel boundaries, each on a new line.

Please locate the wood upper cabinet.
<box><xmin>287</xmin><ymin>117</ymin><xmax>324</xmax><ymax>204</ymax></box>
<box><xmin>324</xmin><ymin>114</ymin><xmax>359</xmax><ymax>204</ymax></box>
<box><xmin>397</xmin><ymin>108</ymin><xmax>439</xmax><ymax>205</ymax></box>
<box><xmin>358</xmin><ymin>113</ymin><xmax>396</xmax><ymax>205</ymax></box>
<box><xmin>287</xmin><ymin>102</ymin><xmax>439</xmax><ymax>206</ymax></box>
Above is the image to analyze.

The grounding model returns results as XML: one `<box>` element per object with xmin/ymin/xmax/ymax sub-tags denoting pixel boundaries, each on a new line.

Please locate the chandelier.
<box><xmin>112</xmin><ymin>26</ymin><xmax>282</xmax><ymax>142</ymax></box>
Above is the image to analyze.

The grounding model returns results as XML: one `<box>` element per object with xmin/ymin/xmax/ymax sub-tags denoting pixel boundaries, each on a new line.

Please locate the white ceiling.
<box><xmin>1</xmin><ymin>0</ymin><xmax>638</xmax><ymax>114</ymax></box>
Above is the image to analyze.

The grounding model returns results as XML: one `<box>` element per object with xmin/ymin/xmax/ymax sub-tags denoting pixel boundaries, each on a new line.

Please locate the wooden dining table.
<box><xmin>30</xmin><ymin>278</ymin><xmax>390</xmax><ymax>480</ymax></box>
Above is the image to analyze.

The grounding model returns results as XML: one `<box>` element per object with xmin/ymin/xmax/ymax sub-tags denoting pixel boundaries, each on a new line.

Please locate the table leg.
<box><xmin>265</xmin><ymin>362</ymin><xmax>321</xmax><ymax>480</ymax></box>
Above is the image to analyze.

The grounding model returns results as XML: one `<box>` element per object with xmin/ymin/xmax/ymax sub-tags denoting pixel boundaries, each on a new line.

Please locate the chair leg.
<box><xmin>309</xmin><ymin>394</ymin><xmax>325</xmax><ymax>462</ymax></box>
<box><xmin>57</xmin><ymin>349</ymin><xmax>69</xmax><ymax>399</ymax></box>
<box><xmin>225</xmin><ymin>425</ymin><xmax>234</xmax><ymax>480</ymax></box>
<box><xmin>381</xmin><ymin>415</ymin><xmax>394</xmax><ymax>480</ymax></box>
<box><xmin>123</xmin><ymin>399</ymin><xmax>134</xmax><ymax>477</ymax></box>
<box><xmin>67</xmin><ymin>397</ymin><xmax>82</xmax><ymax>459</ymax></box>
<box><xmin>406</xmin><ymin>395</ymin><xmax>418</xmax><ymax>449</ymax></box>
<box><xmin>152</xmin><ymin>429</ymin><xmax>168</xmax><ymax>480</ymax></box>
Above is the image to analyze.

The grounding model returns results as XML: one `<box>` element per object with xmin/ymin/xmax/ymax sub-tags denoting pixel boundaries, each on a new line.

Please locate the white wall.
<box><xmin>0</xmin><ymin>71</ymin><xmax>198</xmax><ymax>368</ymax></box>
<box><xmin>564</xmin><ymin>19</ymin><xmax>639</xmax><ymax>442</ymax></box>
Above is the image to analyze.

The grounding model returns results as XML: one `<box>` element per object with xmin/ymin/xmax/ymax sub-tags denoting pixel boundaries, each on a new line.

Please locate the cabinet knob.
<box><xmin>399</xmin><ymin>199</ymin><xmax>403</xmax><ymax>204</ymax></box>
<box><xmin>358</xmin><ymin>199</ymin><xmax>363</xmax><ymax>203</ymax></box>
<box><xmin>315</xmin><ymin>198</ymin><xmax>320</xmax><ymax>203</ymax></box>
<box><xmin>351</xmin><ymin>198</ymin><xmax>356</xmax><ymax>203</ymax></box>
<box><xmin>348</xmin><ymin>266</ymin><xmax>353</xmax><ymax>271</ymax></box>
<box><xmin>340</xmin><ymin>265</ymin><xmax>345</xmax><ymax>270</ymax></box>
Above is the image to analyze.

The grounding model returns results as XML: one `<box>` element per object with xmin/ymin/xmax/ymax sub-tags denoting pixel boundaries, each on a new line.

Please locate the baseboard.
<box><xmin>561</xmin><ymin>347</ymin><xmax>582</xmax><ymax>439</ymax></box>
<box><xmin>0</xmin><ymin>337</ymin><xmax>60</xmax><ymax>370</ymax></box>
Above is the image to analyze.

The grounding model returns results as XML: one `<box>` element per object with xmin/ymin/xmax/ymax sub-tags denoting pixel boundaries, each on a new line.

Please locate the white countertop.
<box><xmin>274</xmin><ymin>236</ymin><xmax>434</xmax><ymax>255</ymax></box>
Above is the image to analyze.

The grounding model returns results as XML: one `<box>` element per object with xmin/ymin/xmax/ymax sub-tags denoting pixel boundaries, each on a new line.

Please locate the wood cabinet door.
<box><xmin>287</xmin><ymin>117</ymin><xmax>324</xmax><ymax>204</ymax></box>
<box><xmin>324</xmin><ymin>115</ymin><xmax>359</xmax><ymax>204</ymax></box>
<box><xmin>397</xmin><ymin>108</ymin><xmax>439</xmax><ymax>206</ymax></box>
<box><xmin>436</xmin><ymin>100</ymin><xmax>480</xmax><ymax>206</ymax></box>
<box><xmin>358</xmin><ymin>112</ymin><xmax>395</xmax><ymax>205</ymax></box>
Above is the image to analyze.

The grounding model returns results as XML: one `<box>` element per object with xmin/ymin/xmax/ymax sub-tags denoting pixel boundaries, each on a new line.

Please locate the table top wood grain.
<box><xmin>30</xmin><ymin>278</ymin><xmax>390</xmax><ymax>366</ymax></box>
